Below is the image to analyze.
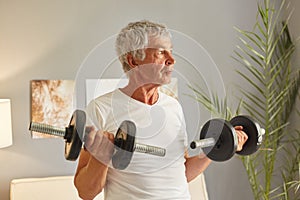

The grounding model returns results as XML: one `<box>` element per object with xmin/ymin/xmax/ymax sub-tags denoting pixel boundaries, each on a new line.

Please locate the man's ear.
<box><xmin>127</xmin><ymin>54</ymin><xmax>138</xmax><ymax>68</ymax></box>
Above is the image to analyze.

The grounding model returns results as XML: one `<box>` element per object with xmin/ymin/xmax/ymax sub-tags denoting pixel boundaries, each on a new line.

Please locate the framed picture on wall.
<box><xmin>30</xmin><ymin>80</ymin><xmax>75</xmax><ymax>139</ymax></box>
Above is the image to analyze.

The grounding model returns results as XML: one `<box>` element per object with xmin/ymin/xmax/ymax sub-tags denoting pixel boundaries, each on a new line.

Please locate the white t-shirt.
<box><xmin>86</xmin><ymin>89</ymin><xmax>190</xmax><ymax>200</ymax></box>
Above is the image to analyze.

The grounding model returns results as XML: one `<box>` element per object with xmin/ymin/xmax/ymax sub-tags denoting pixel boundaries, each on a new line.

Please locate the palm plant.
<box><xmin>190</xmin><ymin>0</ymin><xmax>300</xmax><ymax>199</ymax></box>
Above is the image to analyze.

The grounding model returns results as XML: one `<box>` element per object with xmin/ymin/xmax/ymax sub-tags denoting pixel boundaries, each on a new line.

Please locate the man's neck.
<box><xmin>120</xmin><ymin>84</ymin><xmax>160</xmax><ymax>105</ymax></box>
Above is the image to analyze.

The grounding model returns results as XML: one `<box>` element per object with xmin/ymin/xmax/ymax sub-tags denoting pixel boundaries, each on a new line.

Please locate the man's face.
<box><xmin>132</xmin><ymin>36</ymin><xmax>175</xmax><ymax>86</ymax></box>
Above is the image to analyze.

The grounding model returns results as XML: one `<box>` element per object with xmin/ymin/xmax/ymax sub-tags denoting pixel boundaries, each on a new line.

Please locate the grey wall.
<box><xmin>0</xmin><ymin>0</ymin><xmax>298</xmax><ymax>200</ymax></box>
<box><xmin>290</xmin><ymin>0</ymin><xmax>300</xmax><ymax>70</ymax></box>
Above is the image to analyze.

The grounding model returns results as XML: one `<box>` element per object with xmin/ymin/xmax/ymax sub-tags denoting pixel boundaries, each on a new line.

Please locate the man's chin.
<box><xmin>148</xmin><ymin>77</ymin><xmax>172</xmax><ymax>86</ymax></box>
<box><xmin>160</xmin><ymin>78</ymin><xmax>172</xmax><ymax>86</ymax></box>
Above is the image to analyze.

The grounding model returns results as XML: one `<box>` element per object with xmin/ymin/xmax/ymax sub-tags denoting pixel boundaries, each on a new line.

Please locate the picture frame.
<box><xmin>30</xmin><ymin>80</ymin><xmax>74</xmax><ymax>138</ymax></box>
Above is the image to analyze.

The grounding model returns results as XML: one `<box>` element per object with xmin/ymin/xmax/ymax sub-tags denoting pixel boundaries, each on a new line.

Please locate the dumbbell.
<box><xmin>190</xmin><ymin>115</ymin><xmax>264</xmax><ymax>161</ymax></box>
<box><xmin>29</xmin><ymin>110</ymin><xmax>166</xmax><ymax>170</ymax></box>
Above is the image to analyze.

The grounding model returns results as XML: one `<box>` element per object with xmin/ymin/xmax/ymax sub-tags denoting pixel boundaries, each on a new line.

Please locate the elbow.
<box><xmin>78</xmin><ymin>190</ymin><xmax>103</xmax><ymax>200</ymax></box>
<box><xmin>74</xmin><ymin>175</ymin><xmax>104</xmax><ymax>200</ymax></box>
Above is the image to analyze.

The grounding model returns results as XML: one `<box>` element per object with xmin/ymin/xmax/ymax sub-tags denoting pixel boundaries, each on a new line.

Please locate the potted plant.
<box><xmin>190</xmin><ymin>0</ymin><xmax>300</xmax><ymax>199</ymax></box>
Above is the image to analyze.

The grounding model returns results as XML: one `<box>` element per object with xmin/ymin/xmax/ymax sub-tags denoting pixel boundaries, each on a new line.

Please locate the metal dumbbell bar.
<box><xmin>190</xmin><ymin>115</ymin><xmax>265</xmax><ymax>161</ymax></box>
<box><xmin>29</xmin><ymin>110</ymin><xmax>166</xmax><ymax>170</ymax></box>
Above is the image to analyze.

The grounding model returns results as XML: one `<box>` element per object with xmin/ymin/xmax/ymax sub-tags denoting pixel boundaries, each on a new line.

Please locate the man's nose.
<box><xmin>165</xmin><ymin>51</ymin><xmax>175</xmax><ymax>66</ymax></box>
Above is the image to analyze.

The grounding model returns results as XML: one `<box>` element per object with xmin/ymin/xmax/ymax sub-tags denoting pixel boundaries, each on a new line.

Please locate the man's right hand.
<box><xmin>84</xmin><ymin>126</ymin><xmax>115</xmax><ymax>165</ymax></box>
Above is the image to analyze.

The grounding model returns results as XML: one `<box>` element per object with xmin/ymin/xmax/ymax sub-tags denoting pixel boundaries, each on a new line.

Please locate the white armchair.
<box><xmin>10</xmin><ymin>176</ymin><xmax>103</xmax><ymax>200</ymax></box>
<box><xmin>10</xmin><ymin>174</ymin><xmax>208</xmax><ymax>200</ymax></box>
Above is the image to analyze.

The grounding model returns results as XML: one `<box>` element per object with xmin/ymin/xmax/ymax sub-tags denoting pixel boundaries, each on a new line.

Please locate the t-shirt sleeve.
<box><xmin>85</xmin><ymin>99</ymin><xmax>105</xmax><ymax>130</ymax></box>
<box><xmin>177</xmin><ymin>102</ymin><xmax>188</xmax><ymax>148</ymax></box>
<box><xmin>182</xmin><ymin>114</ymin><xmax>188</xmax><ymax>148</ymax></box>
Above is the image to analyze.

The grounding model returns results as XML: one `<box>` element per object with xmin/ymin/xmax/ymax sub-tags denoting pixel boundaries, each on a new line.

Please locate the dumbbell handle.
<box><xmin>134</xmin><ymin>143</ymin><xmax>166</xmax><ymax>157</ymax></box>
<box><xmin>29</xmin><ymin>122</ymin><xmax>66</xmax><ymax>138</ymax></box>
<box><xmin>190</xmin><ymin>138</ymin><xmax>216</xmax><ymax>149</ymax></box>
<box><xmin>30</xmin><ymin>122</ymin><xmax>166</xmax><ymax>157</ymax></box>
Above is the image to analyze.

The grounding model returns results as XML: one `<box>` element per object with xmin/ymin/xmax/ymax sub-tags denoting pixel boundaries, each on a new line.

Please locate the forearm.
<box><xmin>185</xmin><ymin>153</ymin><xmax>211</xmax><ymax>182</ymax></box>
<box><xmin>74</xmin><ymin>149</ymin><xmax>109</xmax><ymax>200</ymax></box>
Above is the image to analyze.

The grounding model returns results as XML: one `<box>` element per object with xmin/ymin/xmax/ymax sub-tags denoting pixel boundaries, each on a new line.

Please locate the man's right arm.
<box><xmin>74</xmin><ymin>129</ymin><xmax>114</xmax><ymax>200</ymax></box>
<box><xmin>74</xmin><ymin>149</ymin><xmax>109</xmax><ymax>200</ymax></box>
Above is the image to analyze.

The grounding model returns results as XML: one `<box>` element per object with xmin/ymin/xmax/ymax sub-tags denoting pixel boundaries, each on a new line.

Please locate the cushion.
<box><xmin>10</xmin><ymin>176</ymin><xmax>104</xmax><ymax>200</ymax></box>
<box><xmin>10</xmin><ymin>174</ymin><xmax>208</xmax><ymax>200</ymax></box>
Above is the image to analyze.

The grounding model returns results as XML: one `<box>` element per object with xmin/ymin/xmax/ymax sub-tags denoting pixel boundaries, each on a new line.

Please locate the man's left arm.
<box><xmin>185</xmin><ymin>126</ymin><xmax>248</xmax><ymax>182</ymax></box>
<box><xmin>185</xmin><ymin>152</ymin><xmax>212</xmax><ymax>182</ymax></box>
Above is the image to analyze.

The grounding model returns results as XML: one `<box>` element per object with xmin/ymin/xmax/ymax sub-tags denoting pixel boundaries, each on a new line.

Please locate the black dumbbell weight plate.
<box><xmin>65</xmin><ymin>110</ymin><xmax>86</xmax><ymax>161</ymax></box>
<box><xmin>112</xmin><ymin>120</ymin><xmax>136</xmax><ymax>170</ymax></box>
<box><xmin>200</xmin><ymin>119</ymin><xmax>237</xmax><ymax>161</ymax></box>
<box><xmin>230</xmin><ymin>115</ymin><xmax>260</xmax><ymax>155</ymax></box>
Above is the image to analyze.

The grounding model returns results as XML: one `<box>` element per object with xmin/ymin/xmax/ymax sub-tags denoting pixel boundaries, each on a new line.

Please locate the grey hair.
<box><xmin>115</xmin><ymin>20</ymin><xmax>171</xmax><ymax>72</ymax></box>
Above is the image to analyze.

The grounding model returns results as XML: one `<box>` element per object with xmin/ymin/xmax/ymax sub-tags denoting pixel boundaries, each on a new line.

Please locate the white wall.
<box><xmin>0</xmin><ymin>0</ymin><xmax>298</xmax><ymax>199</ymax></box>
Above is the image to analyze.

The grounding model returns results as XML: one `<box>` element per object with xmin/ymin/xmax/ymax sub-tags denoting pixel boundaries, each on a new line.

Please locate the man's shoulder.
<box><xmin>87</xmin><ymin>89</ymin><xmax>120</xmax><ymax>109</ymax></box>
<box><xmin>94</xmin><ymin>90</ymin><xmax>116</xmax><ymax>101</ymax></box>
<box><xmin>159</xmin><ymin>91</ymin><xmax>181</xmax><ymax>107</ymax></box>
